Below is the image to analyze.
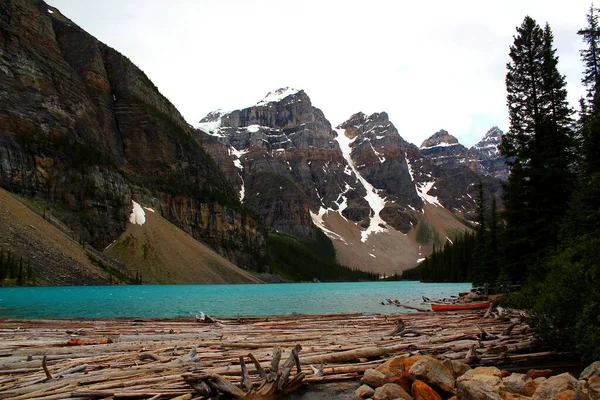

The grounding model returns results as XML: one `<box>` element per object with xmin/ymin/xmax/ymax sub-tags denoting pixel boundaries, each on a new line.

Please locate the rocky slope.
<box><xmin>105</xmin><ymin>200</ymin><xmax>261</xmax><ymax>284</ymax></box>
<box><xmin>0</xmin><ymin>0</ymin><xmax>264</xmax><ymax>281</ymax></box>
<box><xmin>0</xmin><ymin>188</ymin><xmax>116</xmax><ymax>285</ymax></box>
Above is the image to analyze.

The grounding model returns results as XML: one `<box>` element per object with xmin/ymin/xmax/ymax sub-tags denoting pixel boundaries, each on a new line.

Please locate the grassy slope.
<box><xmin>104</xmin><ymin>207</ymin><xmax>262</xmax><ymax>284</ymax></box>
<box><xmin>0</xmin><ymin>188</ymin><xmax>109</xmax><ymax>285</ymax></box>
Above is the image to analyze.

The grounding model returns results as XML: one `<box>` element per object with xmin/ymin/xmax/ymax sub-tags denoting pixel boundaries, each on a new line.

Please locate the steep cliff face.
<box><xmin>468</xmin><ymin>127</ymin><xmax>509</xmax><ymax>180</ymax></box>
<box><xmin>198</xmin><ymin>88</ymin><xmax>369</xmax><ymax>240</ymax></box>
<box><xmin>0</xmin><ymin>0</ymin><xmax>264</xmax><ymax>271</ymax></box>
<box><xmin>420</xmin><ymin>128</ymin><xmax>509</xmax><ymax>182</ymax></box>
<box><xmin>336</xmin><ymin>112</ymin><xmax>420</xmax><ymax>233</ymax></box>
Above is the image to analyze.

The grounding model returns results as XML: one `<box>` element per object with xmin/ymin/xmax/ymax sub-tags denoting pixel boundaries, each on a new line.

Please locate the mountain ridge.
<box><xmin>1</xmin><ymin>0</ymin><xmax>506</xmax><ymax>283</ymax></box>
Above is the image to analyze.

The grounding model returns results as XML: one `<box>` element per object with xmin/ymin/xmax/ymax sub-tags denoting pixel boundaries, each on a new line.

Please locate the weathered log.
<box><xmin>41</xmin><ymin>355</ymin><xmax>52</xmax><ymax>381</ymax></box>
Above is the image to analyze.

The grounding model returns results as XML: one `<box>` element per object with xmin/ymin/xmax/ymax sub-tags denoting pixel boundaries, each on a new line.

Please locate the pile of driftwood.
<box><xmin>0</xmin><ymin>308</ymin><xmax>562</xmax><ymax>399</ymax></box>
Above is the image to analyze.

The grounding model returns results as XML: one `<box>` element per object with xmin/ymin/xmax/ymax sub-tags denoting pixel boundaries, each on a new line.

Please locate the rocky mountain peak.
<box><xmin>420</xmin><ymin>129</ymin><xmax>460</xmax><ymax>149</ymax></box>
<box><xmin>256</xmin><ymin>87</ymin><xmax>303</xmax><ymax>106</ymax></box>
<box><xmin>468</xmin><ymin>126</ymin><xmax>508</xmax><ymax>180</ymax></box>
<box><xmin>472</xmin><ymin>126</ymin><xmax>503</xmax><ymax>156</ymax></box>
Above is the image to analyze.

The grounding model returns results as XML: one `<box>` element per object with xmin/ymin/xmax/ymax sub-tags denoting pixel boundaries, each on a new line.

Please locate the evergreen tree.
<box><xmin>578</xmin><ymin>5</ymin><xmax>600</xmax><ymax>110</ymax></box>
<box><xmin>501</xmin><ymin>16</ymin><xmax>575</xmax><ymax>282</ymax></box>
<box><xmin>0</xmin><ymin>248</ymin><xmax>5</xmax><ymax>280</ymax></box>
<box><xmin>471</xmin><ymin>181</ymin><xmax>487</xmax><ymax>287</ymax></box>
<box><xmin>485</xmin><ymin>197</ymin><xmax>502</xmax><ymax>288</ymax></box>
<box><xmin>16</xmin><ymin>257</ymin><xmax>24</xmax><ymax>286</ymax></box>
<box><xmin>523</xmin><ymin>7</ymin><xmax>600</xmax><ymax>360</ymax></box>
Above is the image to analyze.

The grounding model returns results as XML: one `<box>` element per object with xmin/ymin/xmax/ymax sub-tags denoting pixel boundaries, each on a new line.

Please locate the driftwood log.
<box><xmin>0</xmin><ymin>308</ymin><xmax>561</xmax><ymax>399</ymax></box>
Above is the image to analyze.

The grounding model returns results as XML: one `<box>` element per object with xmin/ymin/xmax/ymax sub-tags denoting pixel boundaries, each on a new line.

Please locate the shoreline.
<box><xmin>0</xmin><ymin>310</ymin><xmax>575</xmax><ymax>399</ymax></box>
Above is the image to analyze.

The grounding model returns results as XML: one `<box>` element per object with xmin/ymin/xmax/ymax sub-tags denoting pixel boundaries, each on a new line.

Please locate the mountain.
<box><xmin>420</xmin><ymin>128</ymin><xmax>509</xmax><ymax>181</ymax></box>
<box><xmin>0</xmin><ymin>0</ymin><xmax>264</xmax><ymax>283</ymax></box>
<box><xmin>468</xmin><ymin>127</ymin><xmax>509</xmax><ymax>180</ymax></box>
<box><xmin>197</xmin><ymin>92</ymin><xmax>502</xmax><ymax>275</ymax></box>
<box><xmin>0</xmin><ymin>1</ymin><xmax>507</xmax><ymax>283</ymax></box>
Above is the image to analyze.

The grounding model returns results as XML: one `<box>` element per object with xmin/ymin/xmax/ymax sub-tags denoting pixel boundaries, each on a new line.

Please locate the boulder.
<box><xmin>409</xmin><ymin>358</ymin><xmax>455</xmax><ymax>393</ymax></box>
<box><xmin>528</xmin><ymin>369</ymin><xmax>554</xmax><ymax>380</ymax></box>
<box><xmin>412</xmin><ymin>380</ymin><xmax>442</xmax><ymax>400</ymax></box>
<box><xmin>457</xmin><ymin>379</ymin><xmax>503</xmax><ymax>400</ymax></box>
<box><xmin>555</xmin><ymin>389</ymin><xmax>589</xmax><ymax>400</ymax></box>
<box><xmin>377</xmin><ymin>355</ymin><xmax>407</xmax><ymax>377</ymax></box>
<box><xmin>355</xmin><ymin>384</ymin><xmax>375</xmax><ymax>399</ymax></box>
<box><xmin>373</xmin><ymin>383</ymin><xmax>413</xmax><ymax>400</ymax></box>
<box><xmin>532</xmin><ymin>373</ymin><xmax>578</xmax><ymax>400</ymax></box>
<box><xmin>589</xmin><ymin>376</ymin><xmax>600</xmax><ymax>400</ymax></box>
<box><xmin>403</xmin><ymin>356</ymin><xmax>431</xmax><ymax>372</ymax></box>
<box><xmin>361</xmin><ymin>368</ymin><xmax>388</xmax><ymax>388</ymax></box>
<box><xmin>503</xmin><ymin>373</ymin><xmax>533</xmax><ymax>394</ymax></box>
<box><xmin>388</xmin><ymin>371</ymin><xmax>415</xmax><ymax>393</ymax></box>
<box><xmin>500</xmin><ymin>392</ymin><xmax>533</xmax><ymax>400</ymax></box>
<box><xmin>459</xmin><ymin>367</ymin><xmax>503</xmax><ymax>381</ymax></box>
<box><xmin>581</xmin><ymin>361</ymin><xmax>600</xmax><ymax>381</ymax></box>
<box><xmin>442</xmin><ymin>359</ymin><xmax>471</xmax><ymax>378</ymax></box>
<box><xmin>522</xmin><ymin>380</ymin><xmax>539</xmax><ymax>397</ymax></box>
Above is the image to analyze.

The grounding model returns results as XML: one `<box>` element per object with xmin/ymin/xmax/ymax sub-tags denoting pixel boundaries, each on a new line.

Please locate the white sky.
<box><xmin>48</xmin><ymin>0</ymin><xmax>588</xmax><ymax>147</ymax></box>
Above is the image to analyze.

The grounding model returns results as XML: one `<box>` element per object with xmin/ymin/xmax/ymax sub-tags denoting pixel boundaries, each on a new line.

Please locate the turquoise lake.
<box><xmin>0</xmin><ymin>281</ymin><xmax>471</xmax><ymax>319</ymax></box>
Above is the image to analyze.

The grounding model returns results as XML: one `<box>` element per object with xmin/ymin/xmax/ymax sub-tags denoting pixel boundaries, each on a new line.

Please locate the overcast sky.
<box><xmin>49</xmin><ymin>0</ymin><xmax>589</xmax><ymax>147</ymax></box>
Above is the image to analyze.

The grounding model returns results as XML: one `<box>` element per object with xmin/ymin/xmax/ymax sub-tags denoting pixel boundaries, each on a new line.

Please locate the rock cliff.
<box><xmin>0</xmin><ymin>0</ymin><xmax>264</xmax><ymax>274</ymax></box>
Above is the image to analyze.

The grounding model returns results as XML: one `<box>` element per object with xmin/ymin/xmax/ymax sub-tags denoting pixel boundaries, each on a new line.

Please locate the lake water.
<box><xmin>0</xmin><ymin>281</ymin><xmax>471</xmax><ymax>319</ymax></box>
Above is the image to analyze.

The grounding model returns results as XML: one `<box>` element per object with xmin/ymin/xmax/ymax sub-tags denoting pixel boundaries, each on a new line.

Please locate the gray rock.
<box><xmin>355</xmin><ymin>384</ymin><xmax>375</xmax><ymax>399</ymax></box>
<box><xmin>532</xmin><ymin>372</ymin><xmax>578</xmax><ymax>400</ymax></box>
<box><xmin>361</xmin><ymin>368</ymin><xmax>388</xmax><ymax>389</ymax></box>
<box><xmin>581</xmin><ymin>361</ymin><xmax>600</xmax><ymax>381</ymax></box>
<box><xmin>373</xmin><ymin>383</ymin><xmax>413</xmax><ymax>400</ymax></box>
<box><xmin>457</xmin><ymin>379</ymin><xmax>503</xmax><ymax>400</ymax></box>
<box><xmin>442</xmin><ymin>359</ymin><xmax>471</xmax><ymax>378</ymax></box>
<box><xmin>409</xmin><ymin>358</ymin><xmax>455</xmax><ymax>393</ymax></box>
<box><xmin>502</xmin><ymin>373</ymin><xmax>532</xmax><ymax>395</ymax></box>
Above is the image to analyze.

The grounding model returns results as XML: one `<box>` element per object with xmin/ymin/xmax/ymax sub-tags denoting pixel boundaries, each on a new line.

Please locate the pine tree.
<box><xmin>16</xmin><ymin>257</ymin><xmax>24</xmax><ymax>286</ymax></box>
<box><xmin>485</xmin><ymin>197</ymin><xmax>502</xmax><ymax>287</ymax></box>
<box><xmin>0</xmin><ymin>248</ymin><xmax>5</xmax><ymax>280</ymax></box>
<box><xmin>501</xmin><ymin>16</ymin><xmax>575</xmax><ymax>282</ymax></box>
<box><xmin>578</xmin><ymin>5</ymin><xmax>600</xmax><ymax>110</ymax></box>
<box><xmin>471</xmin><ymin>181</ymin><xmax>487</xmax><ymax>287</ymax></box>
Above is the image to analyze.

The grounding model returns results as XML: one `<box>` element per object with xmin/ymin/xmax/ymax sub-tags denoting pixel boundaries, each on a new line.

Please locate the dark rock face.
<box><xmin>468</xmin><ymin>127</ymin><xmax>509</xmax><ymax>181</ymax></box>
<box><xmin>198</xmin><ymin>89</ymin><xmax>369</xmax><ymax>239</ymax></box>
<box><xmin>0</xmin><ymin>0</ymin><xmax>264</xmax><ymax>268</ymax></box>
<box><xmin>420</xmin><ymin>128</ymin><xmax>509</xmax><ymax>182</ymax></box>
<box><xmin>420</xmin><ymin>130</ymin><xmax>471</xmax><ymax>169</ymax></box>
<box><xmin>337</xmin><ymin>112</ymin><xmax>420</xmax><ymax>232</ymax></box>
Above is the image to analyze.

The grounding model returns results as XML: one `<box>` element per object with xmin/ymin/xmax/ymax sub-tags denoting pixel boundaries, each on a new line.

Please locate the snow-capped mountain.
<box><xmin>197</xmin><ymin>89</ymin><xmax>502</xmax><ymax>274</ymax></box>
<box><xmin>468</xmin><ymin>127</ymin><xmax>509</xmax><ymax>180</ymax></box>
<box><xmin>419</xmin><ymin>127</ymin><xmax>509</xmax><ymax>181</ymax></box>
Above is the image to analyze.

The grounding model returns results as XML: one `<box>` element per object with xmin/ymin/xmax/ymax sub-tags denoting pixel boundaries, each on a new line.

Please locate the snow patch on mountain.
<box><xmin>257</xmin><ymin>87</ymin><xmax>300</xmax><ymax>106</ymax></box>
<box><xmin>228</xmin><ymin>146</ymin><xmax>249</xmax><ymax>170</ymax></box>
<box><xmin>334</xmin><ymin>128</ymin><xmax>388</xmax><ymax>242</ymax></box>
<box><xmin>405</xmin><ymin>153</ymin><xmax>441</xmax><ymax>208</ymax></box>
<box><xmin>415</xmin><ymin>181</ymin><xmax>442</xmax><ymax>207</ymax></box>
<box><xmin>369</xmin><ymin>141</ymin><xmax>386</xmax><ymax>163</ymax></box>
<box><xmin>420</xmin><ymin>142</ymin><xmax>459</xmax><ymax>149</ymax></box>
<box><xmin>129</xmin><ymin>200</ymin><xmax>146</xmax><ymax>225</ymax></box>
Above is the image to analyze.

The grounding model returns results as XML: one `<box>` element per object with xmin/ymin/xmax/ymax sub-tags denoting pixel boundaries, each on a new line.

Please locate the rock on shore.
<box><xmin>355</xmin><ymin>355</ymin><xmax>600</xmax><ymax>400</ymax></box>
